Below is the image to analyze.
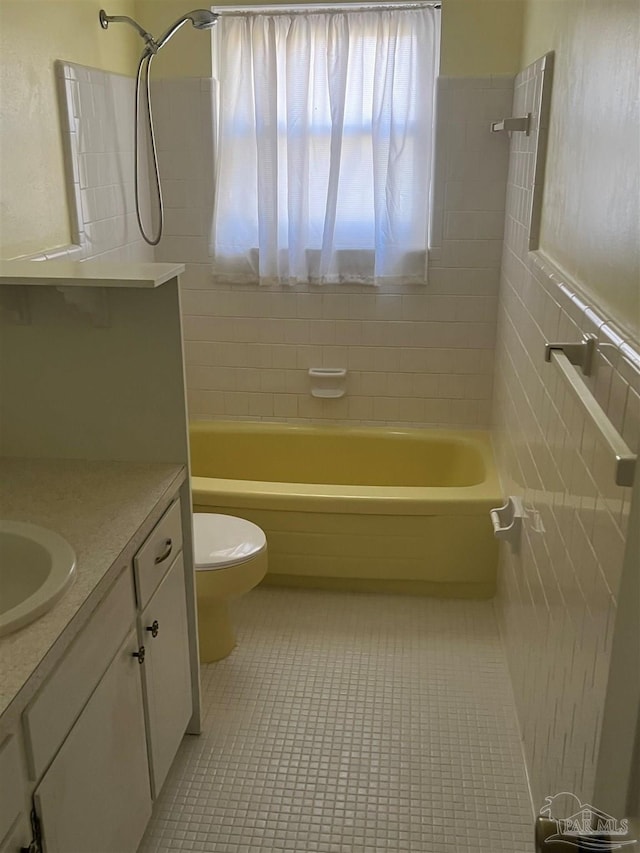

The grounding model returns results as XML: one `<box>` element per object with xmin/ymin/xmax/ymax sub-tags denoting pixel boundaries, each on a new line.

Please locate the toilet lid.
<box><xmin>193</xmin><ymin>513</ymin><xmax>266</xmax><ymax>570</ymax></box>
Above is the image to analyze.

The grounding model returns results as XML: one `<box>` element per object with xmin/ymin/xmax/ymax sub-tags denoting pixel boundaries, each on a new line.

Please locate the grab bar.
<box><xmin>544</xmin><ymin>337</ymin><xmax>636</xmax><ymax>488</ymax></box>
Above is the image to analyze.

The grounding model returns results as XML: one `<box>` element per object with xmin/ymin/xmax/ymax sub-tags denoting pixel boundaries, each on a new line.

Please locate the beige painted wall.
<box><xmin>0</xmin><ymin>0</ymin><xmax>140</xmax><ymax>258</ymax></box>
<box><xmin>440</xmin><ymin>0</ymin><xmax>525</xmax><ymax>76</ymax></box>
<box><xmin>522</xmin><ymin>0</ymin><xmax>640</xmax><ymax>337</ymax></box>
<box><xmin>140</xmin><ymin>0</ymin><xmax>527</xmax><ymax>79</ymax></box>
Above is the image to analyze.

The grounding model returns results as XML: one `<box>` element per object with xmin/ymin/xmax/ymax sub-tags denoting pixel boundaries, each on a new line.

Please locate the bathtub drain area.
<box><xmin>138</xmin><ymin>588</ymin><xmax>532</xmax><ymax>852</ymax></box>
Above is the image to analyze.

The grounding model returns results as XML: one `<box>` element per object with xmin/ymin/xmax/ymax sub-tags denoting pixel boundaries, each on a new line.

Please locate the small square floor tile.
<box><xmin>138</xmin><ymin>588</ymin><xmax>533</xmax><ymax>852</ymax></box>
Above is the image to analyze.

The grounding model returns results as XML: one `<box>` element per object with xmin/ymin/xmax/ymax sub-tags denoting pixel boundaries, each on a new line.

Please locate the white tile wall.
<box><xmin>152</xmin><ymin>75</ymin><xmax>514</xmax><ymax>428</ymax></box>
<box><xmin>493</xmin><ymin>53</ymin><xmax>640</xmax><ymax>809</ymax></box>
<box><xmin>44</xmin><ymin>67</ymin><xmax>512</xmax><ymax>428</ymax></box>
<box><xmin>38</xmin><ymin>62</ymin><xmax>154</xmax><ymax>264</ymax></box>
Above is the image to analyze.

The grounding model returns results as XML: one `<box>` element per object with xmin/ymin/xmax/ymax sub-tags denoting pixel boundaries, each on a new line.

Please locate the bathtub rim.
<box><xmin>190</xmin><ymin>422</ymin><xmax>501</xmax><ymax>516</ymax></box>
<box><xmin>192</xmin><ymin>476</ymin><xmax>500</xmax><ymax>515</ymax></box>
<box><xmin>190</xmin><ymin>419</ymin><xmax>496</xmax><ymax>454</ymax></box>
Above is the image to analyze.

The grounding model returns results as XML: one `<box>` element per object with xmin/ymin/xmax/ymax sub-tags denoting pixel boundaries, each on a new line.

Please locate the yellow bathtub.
<box><xmin>190</xmin><ymin>421</ymin><xmax>502</xmax><ymax>598</ymax></box>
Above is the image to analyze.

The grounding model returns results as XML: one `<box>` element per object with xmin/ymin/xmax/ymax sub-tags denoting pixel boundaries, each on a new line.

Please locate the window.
<box><xmin>211</xmin><ymin>8</ymin><xmax>439</xmax><ymax>285</ymax></box>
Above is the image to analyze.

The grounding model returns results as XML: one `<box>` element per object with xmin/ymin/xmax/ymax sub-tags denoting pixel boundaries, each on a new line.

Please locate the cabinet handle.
<box><xmin>132</xmin><ymin>645</ymin><xmax>145</xmax><ymax>664</ymax></box>
<box><xmin>145</xmin><ymin>619</ymin><xmax>160</xmax><ymax>638</ymax></box>
<box><xmin>154</xmin><ymin>538</ymin><xmax>173</xmax><ymax>564</ymax></box>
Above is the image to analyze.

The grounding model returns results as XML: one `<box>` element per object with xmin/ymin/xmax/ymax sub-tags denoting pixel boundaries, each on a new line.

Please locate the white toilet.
<box><xmin>193</xmin><ymin>513</ymin><xmax>268</xmax><ymax>663</ymax></box>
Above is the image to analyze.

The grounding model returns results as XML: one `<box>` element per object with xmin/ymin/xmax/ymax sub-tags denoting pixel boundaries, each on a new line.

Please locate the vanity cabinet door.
<box><xmin>0</xmin><ymin>816</ymin><xmax>31</xmax><ymax>853</ymax></box>
<box><xmin>0</xmin><ymin>734</ymin><xmax>29</xmax><ymax>847</ymax></box>
<box><xmin>138</xmin><ymin>554</ymin><xmax>192</xmax><ymax>797</ymax></box>
<box><xmin>34</xmin><ymin>630</ymin><xmax>151</xmax><ymax>853</ymax></box>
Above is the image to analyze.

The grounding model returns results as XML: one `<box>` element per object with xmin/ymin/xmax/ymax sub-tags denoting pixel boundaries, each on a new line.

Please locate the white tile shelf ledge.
<box><xmin>0</xmin><ymin>259</ymin><xmax>185</xmax><ymax>288</ymax></box>
<box><xmin>0</xmin><ymin>260</ymin><xmax>185</xmax><ymax>324</ymax></box>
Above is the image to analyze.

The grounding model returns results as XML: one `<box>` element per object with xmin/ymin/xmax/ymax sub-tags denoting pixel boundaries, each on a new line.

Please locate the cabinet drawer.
<box><xmin>134</xmin><ymin>499</ymin><xmax>183</xmax><ymax>609</ymax></box>
<box><xmin>23</xmin><ymin>567</ymin><xmax>136</xmax><ymax>781</ymax></box>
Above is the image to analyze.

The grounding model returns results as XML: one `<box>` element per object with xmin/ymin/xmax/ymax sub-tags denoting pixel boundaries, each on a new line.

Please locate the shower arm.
<box><xmin>99</xmin><ymin>10</ymin><xmax>159</xmax><ymax>53</ymax></box>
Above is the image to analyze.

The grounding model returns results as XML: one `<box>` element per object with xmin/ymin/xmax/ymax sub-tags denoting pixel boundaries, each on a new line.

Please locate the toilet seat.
<box><xmin>193</xmin><ymin>513</ymin><xmax>267</xmax><ymax>571</ymax></box>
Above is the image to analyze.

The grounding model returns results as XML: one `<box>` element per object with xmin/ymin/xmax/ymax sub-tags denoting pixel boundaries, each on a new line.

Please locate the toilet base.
<box><xmin>195</xmin><ymin>546</ymin><xmax>268</xmax><ymax>663</ymax></box>
<box><xmin>197</xmin><ymin>599</ymin><xmax>236</xmax><ymax>663</ymax></box>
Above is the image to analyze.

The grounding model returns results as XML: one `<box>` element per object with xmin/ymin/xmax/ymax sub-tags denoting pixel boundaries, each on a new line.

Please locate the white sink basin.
<box><xmin>0</xmin><ymin>520</ymin><xmax>77</xmax><ymax>637</ymax></box>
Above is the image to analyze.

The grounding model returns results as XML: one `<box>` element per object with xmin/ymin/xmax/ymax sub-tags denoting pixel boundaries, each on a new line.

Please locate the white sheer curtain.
<box><xmin>211</xmin><ymin>8</ymin><xmax>438</xmax><ymax>285</ymax></box>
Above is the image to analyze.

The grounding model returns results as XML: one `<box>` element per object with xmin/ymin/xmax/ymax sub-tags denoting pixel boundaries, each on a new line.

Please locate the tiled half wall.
<box><xmin>493</xmin><ymin>53</ymin><xmax>640</xmax><ymax>808</ymax></box>
<box><xmin>151</xmin><ymin>75</ymin><xmax>514</xmax><ymax>427</ymax></box>
<box><xmin>26</xmin><ymin>62</ymin><xmax>154</xmax><ymax>264</ymax></box>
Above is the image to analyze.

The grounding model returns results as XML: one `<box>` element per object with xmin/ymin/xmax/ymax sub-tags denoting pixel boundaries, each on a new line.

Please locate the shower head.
<box><xmin>156</xmin><ymin>10</ymin><xmax>219</xmax><ymax>49</ymax></box>
<box><xmin>99</xmin><ymin>8</ymin><xmax>218</xmax><ymax>53</ymax></box>
<box><xmin>188</xmin><ymin>10</ymin><xmax>219</xmax><ymax>30</ymax></box>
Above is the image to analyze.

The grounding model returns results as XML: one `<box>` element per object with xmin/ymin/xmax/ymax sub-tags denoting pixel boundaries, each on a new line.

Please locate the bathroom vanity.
<box><xmin>0</xmin><ymin>262</ymin><xmax>199</xmax><ymax>853</ymax></box>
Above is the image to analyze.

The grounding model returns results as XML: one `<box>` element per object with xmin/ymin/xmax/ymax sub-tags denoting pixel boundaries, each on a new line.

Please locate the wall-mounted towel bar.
<box><xmin>491</xmin><ymin>114</ymin><xmax>530</xmax><ymax>135</ymax></box>
<box><xmin>544</xmin><ymin>337</ymin><xmax>636</xmax><ymax>487</ymax></box>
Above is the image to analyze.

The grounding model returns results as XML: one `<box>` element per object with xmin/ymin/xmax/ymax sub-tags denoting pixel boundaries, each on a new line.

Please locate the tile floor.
<box><xmin>138</xmin><ymin>587</ymin><xmax>533</xmax><ymax>852</ymax></box>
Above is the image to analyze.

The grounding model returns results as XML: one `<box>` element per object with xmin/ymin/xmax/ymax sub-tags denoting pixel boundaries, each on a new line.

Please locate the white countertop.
<box><xmin>0</xmin><ymin>458</ymin><xmax>186</xmax><ymax>721</ymax></box>
<box><xmin>0</xmin><ymin>259</ymin><xmax>185</xmax><ymax>288</ymax></box>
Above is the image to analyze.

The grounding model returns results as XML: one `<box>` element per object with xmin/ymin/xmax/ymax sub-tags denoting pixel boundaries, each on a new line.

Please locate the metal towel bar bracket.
<box><xmin>490</xmin><ymin>114</ymin><xmax>530</xmax><ymax>134</ymax></box>
<box><xmin>544</xmin><ymin>333</ymin><xmax>596</xmax><ymax>375</ymax></box>
<box><xmin>544</xmin><ymin>335</ymin><xmax>636</xmax><ymax>488</ymax></box>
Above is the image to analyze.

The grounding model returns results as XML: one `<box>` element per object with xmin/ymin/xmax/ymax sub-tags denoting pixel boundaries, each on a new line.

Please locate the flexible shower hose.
<box><xmin>135</xmin><ymin>50</ymin><xmax>163</xmax><ymax>246</ymax></box>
